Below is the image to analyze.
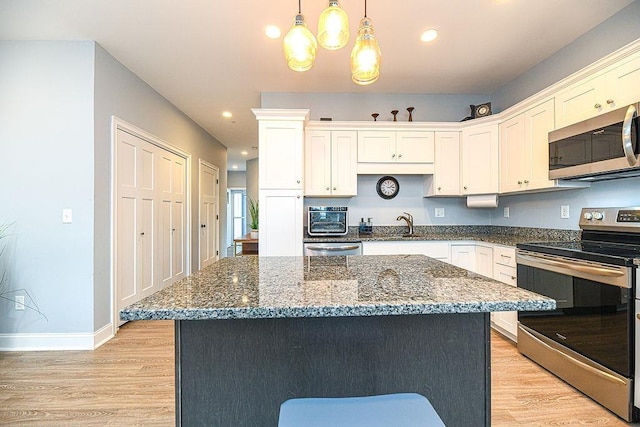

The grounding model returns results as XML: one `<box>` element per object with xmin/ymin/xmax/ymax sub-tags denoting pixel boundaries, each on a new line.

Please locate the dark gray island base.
<box><xmin>121</xmin><ymin>255</ymin><xmax>555</xmax><ymax>426</ymax></box>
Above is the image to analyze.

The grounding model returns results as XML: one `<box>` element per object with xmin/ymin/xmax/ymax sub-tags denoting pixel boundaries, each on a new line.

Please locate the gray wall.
<box><xmin>0</xmin><ymin>40</ymin><xmax>227</xmax><ymax>337</ymax></box>
<box><xmin>261</xmin><ymin>93</ymin><xmax>491</xmax><ymax>123</ymax></box>
<box><xmin>492</xmin><ymin>1</ymin><xmax>640</xmax><ymax>112</ymax></box>
<box><xmin>227</xmin><ymin>171</ymin><xmax>247</xmax><ymax>188</ymax></box>
<box><xmin>0</xmin><ymin>41</ymin><xmax>96</xmax><ymax>333</ymax></box>
<box><xmin>94</xmin><ymin>44</ymin><xmax>227</xmax><ymax>331</ymax></box>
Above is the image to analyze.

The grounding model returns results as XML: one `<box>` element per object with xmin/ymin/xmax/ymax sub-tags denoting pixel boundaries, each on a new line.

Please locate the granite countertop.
<box><xmin>303</xmin><ymin>225</ymin><xmax>580</xmax><ymax>247</ymax></box>
<box><xmin>120</xmin><ymin>255</ymin><xmax>555</xmax><ymax>321</ymax></box>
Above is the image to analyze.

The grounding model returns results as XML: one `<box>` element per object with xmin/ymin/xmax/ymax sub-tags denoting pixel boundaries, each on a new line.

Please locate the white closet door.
<box><xmin>199</xmin><ymin>161</ymin><xmax>219</xmax><ymax>269</ymax></box>
<box><xmin>116</xmin><ymin>128</ymin><xmax>188</xmax><ymax>317</ymax></box>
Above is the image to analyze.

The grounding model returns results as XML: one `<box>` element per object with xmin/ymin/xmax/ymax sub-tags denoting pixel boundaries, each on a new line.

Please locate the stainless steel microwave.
<box><xmin>548</xmin><ymin>103</ymin><xmax>639</xmax><ymax>181</ymax></box>
<box><xmin>308</xmin><ymin>206</ymin><xmax>348</xmax><ymax>236</ymax></box>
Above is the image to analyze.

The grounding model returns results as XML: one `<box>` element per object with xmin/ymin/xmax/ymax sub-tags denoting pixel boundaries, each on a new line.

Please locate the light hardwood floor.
<box><xmin>0</xmin><ymin>321</ymin><xmax>634</xmax><ymax>426</ymax></box>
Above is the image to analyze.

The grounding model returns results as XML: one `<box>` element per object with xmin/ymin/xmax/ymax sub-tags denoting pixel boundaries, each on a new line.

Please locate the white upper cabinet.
<box><xmin>461</xmin><ymin>123</ymin><xmax>499</xmax><ymax>195</ymax></box>
<box><xmin>357</xmin><ymin>130</ymin><xmax>435</xmax><ymax>174</ymax></box>
<box><xmin>255</xmin><ymin>112</ymin><xmax>306</xmax><ymax>190</ymax></box>
<box><xmin>424</xmin><ymin>131</ymin><xmax>461</xmax><ymax>196</ymax></box>
<box><xmin>555</xmin><ymin>52</ymin><xmax>640</xmax><ymax>129</ymax></box>
<box><xmin>501</xmin><ymin>100</ymin><xmax>590</xmax><ymax>194</ymax></box>
<box><xmin>305</xmin><ymin>129</ymin><xmax>357</xmax><ymax>197</ymax></box>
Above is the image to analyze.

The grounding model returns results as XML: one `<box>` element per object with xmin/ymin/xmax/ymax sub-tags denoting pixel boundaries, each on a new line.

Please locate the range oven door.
<box><xmin>516</xmin><ymin>249</ymin><xmax>635</xmax><ymax>421</ymax></box>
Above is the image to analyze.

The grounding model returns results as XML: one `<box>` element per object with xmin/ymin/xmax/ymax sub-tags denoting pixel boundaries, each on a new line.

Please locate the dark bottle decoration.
<box><xmin>407</xmin><ymin>107</ymin><xmax>414</xmax><ymax>122</ymax></box>
<box><xmin>372</xmin><ymin>113</ymin><xmax>379</xmax><ymax>121</ymax></box>
<box><xmin>391</xmin><ymin>110</ymin><xmax>399</xmax><ymax>121</ymax></box>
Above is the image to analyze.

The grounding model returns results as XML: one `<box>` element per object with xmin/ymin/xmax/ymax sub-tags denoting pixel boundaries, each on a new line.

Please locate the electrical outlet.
<box><xmin>435</xmin><ymin>208</ymin><xmax>445</xmax><ymax>218</ymax></box>
<box><xmin>561</xmin><ymin>205</ymin><xmax>570</xmax><ymax>219</ymax></box>
<box><xmin>15</xmin><ymin>295</ymin><xmax>25</xmax><ymax>311</ymax></box>
<box><xmin>503</xmin><ymin>207</ymin><xmax>510</xmax><ymax>218</ymax></box>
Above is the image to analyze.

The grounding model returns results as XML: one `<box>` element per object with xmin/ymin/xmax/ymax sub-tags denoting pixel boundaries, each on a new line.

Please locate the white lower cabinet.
<box><xmin>491</xmin><ymin>245</ymin><xmax>518</xmax><ymax>342</ymax></box>
<box><xmin>362</xmin><ymin>241</ymin><xmax>449</xmax><ymax>262</ymax></box>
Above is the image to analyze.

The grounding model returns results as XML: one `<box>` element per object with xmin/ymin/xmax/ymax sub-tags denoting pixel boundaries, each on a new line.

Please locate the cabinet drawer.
<box><xmin>493</xmin><ymin>245</ymin><xmax>516</xmax><ymax>267</ymax></box>
<box><xmin>494</xmin><ymin>264</ymin><xmax>517</xmax><ymax>286</ymax></box>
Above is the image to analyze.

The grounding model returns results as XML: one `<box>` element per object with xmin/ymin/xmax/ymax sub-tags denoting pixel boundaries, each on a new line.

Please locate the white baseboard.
<box><xmin>0</xmin><ymin>322</ymin><xmax>114</xmax><ymax>351</ymax></box>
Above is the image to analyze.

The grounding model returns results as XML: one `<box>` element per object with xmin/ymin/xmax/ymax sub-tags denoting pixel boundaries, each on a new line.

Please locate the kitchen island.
<box><xmin>120</xmin><ymin>255</ymin><xmax>555</xmax><ymax>426</ymax></box>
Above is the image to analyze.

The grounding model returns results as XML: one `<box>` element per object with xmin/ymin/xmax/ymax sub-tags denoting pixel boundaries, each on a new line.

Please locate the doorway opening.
<box><xmin>226</xmin><ymin>189</ymin><xmax>246</xmax><ymax>256</ymax></box>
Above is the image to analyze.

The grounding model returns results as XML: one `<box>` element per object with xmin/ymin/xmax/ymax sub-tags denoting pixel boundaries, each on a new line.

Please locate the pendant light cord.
<box><xmin>364</xmin><ymin>0</ymin><xmax>367</xmax><ymax>17</ymax></box>
<box><xmin>298</xmin><ymin>0</ymin><xmax>301</xmax><ymax>14</ymax></box>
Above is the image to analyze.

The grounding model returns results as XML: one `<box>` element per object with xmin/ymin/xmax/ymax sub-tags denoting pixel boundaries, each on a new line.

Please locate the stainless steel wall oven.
<box><xmin>516</xmin><ymin>207</ymin><xmax>640</xmax><ymax>422</ymax></box>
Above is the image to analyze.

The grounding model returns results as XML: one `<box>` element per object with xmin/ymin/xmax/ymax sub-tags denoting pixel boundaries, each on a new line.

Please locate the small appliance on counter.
<box><xmin>307</xmin><ymin>206</ymin><xmax>348</xmax><ymax>236</ymax></box>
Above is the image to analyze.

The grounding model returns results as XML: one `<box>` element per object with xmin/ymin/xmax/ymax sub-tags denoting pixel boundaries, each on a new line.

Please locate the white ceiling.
<box><xmin>0</xmin><ymin>0</ymin><xmax>635</xmax><ymax>171</ymax></box>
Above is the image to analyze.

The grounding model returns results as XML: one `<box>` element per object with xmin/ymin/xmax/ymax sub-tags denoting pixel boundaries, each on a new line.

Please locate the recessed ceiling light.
<box><xmin>232</xmin><ymin>165</ymin><xmax>238</xmax><ymax>169</ymax></box>
<box><xmin>265</xmin><ymin>25</ymin><xmax>281</xmax><ymax>39</ymax></box>
<box><xmin>241</xmin><ymin>150</ymin><xmax>248</xmax><ymax>156</ymax></box>
<box><xmin>222</xmin><ymin>111</ymin><xmax>232</xmax><ymax>118</ymax></box>
<box><xmin>420</xmin><ymin>29</ymin><xmax>438</xmax><ymax>43</ymax></box>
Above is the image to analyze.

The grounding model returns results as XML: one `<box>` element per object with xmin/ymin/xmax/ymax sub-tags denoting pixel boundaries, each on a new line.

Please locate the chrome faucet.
<box><xmin>396</xmin><ymin>212</ymin><xmax>414</xmax><ymax>236</ymax></box>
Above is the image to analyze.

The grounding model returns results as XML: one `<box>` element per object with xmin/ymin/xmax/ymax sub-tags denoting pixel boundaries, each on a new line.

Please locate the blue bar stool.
<box><xmin>278</xmin><ymin>393</ymin><xmax>446</xmax><ymax>427</ymax></box>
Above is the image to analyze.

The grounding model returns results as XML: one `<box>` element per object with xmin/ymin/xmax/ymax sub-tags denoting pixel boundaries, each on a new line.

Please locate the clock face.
<box><xmin>376</xmin><ymin>176</ymin><xmax>399</xmax><ymax>199</ymax></box>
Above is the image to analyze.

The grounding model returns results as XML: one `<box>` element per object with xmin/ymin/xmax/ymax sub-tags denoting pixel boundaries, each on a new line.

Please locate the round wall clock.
<box><xmin>376</xmin><ymin>176</ymin><xmax>399</xmax><ymax>199</ymax></box>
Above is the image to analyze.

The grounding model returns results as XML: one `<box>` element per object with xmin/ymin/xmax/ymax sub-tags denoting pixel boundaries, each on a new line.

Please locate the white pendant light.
<box><xmin>283</xmin><ymin>0</ymin><xmax>317</xmax><ymax>72</ymax></box>
<box><xmin>317</xmin><ymin>0</ymin><xmax>349</xmax><ymax>50</ymax></box>
<box><xmin>350</xmin><ymin>0</ymin><xmax>381</xmax><ymax>85</ymax></box>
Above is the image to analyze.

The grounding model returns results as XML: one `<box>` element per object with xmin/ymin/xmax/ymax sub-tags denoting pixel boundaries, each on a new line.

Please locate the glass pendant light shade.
<box><xmin>283</xmin><ymin>13</ymin><xmax>317</xmax><ymax>72</ymax></box>
<box><xmin>350</xmin><ymin>16</ymin><xmax>382</xmax><ymax>85</ymax></box>
<box><xmin>317</xmin><ymin>0</ymin><xmax>349</xmax><ymax>50</ymax></box>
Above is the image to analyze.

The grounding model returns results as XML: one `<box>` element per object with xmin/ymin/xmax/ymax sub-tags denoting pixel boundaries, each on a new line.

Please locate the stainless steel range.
<box><xmin>516</xmin><ymin>207</ymin><xmax>640</xmax><ymax>422</ymax></box>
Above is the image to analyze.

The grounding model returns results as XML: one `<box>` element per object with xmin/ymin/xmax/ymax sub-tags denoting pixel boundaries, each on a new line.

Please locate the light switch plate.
<box><xmin>503</xmin><ymin>207</ymin><xmax>510</xmax><ymax>218</ymax></box>
<box><xmin>435</xmin><ymin>208</ymin><xmax>445</xmax><ymax>218</ymax></box>
<box><xmin>561</xmin><ymin>205</ymin><xmax>570</xmax><ymax>219</ymax></box>
<box><xmin>62</xmin><ymin>208</ymin><xmax>73</xmax><ymax>224</ymax></box>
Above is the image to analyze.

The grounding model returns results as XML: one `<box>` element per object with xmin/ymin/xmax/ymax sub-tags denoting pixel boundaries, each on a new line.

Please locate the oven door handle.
<box><xmin>305</xmin><ymin>245</ymin><xmax>361</xmax><ymax>252</ymax></box>
<box><xmin>622</xmin><ymin>103</ymin><xmax>638</xmax><ymax>166</ymax></box>
<box><xmin>520</xmin><ymin>326</ymin><xmax>628</xmax><ymax>386</ymax></box>
<box><xmin>517</xmin><ymin>252</ymin><xmax>626</xmax><ymax>278</ymax></box>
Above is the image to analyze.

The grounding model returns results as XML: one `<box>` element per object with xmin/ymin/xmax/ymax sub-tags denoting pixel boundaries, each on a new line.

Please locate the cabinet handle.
<box><xmin>326</xmin><ymin>187</ymin><xmax>330</xmax><ymax>190</ymax></box>
<box><xmin>511</xmin><ymin>276</ymin><xmax>516</xmax><ymax>280</ymax></box>
<box><xmin>594</xmin><ymin>103</ymin><xmax>602</xmax><ymax>109</ymax></box>
<box><xmin>437</xmin><ymin>186</ymin><xmax>442</xmax><ymax>191</ymax></box>
<box><xmin>333</xmin><ymin>187</ymin><xmax>336</xmax><ymax>191</ymax></box>
<box><xmin>463</xmin><ymin>186</ymin><xmax>468</xmax><ymax>190</ymax></box>
<box><xmin>140</xmin><ymin>232</ymin><xmax>145</xmax><ymax>236</ymax></box>
<box><xmin>296</xmin><ymin>180</ymin><xmax>300</xmax><ymax>184</ymax></box>
<box><xmin>517</xmin><ymin>181</ymin><xmax>523</xmax><ymax>185</ymax></box>
<box><xmin>607</xmin><ymin>99</ymin><xmax>615</xmax><ymax>105</ymax></box>
<box><xmin>297</xmin><ymin>195</ymin><xmax>301</xmax><ymax>199</ymax></box>
<box><xmin>524</xmin><ymin>179</ymin><xmax>529</xmax><ymax>184</ymax></box>
<box><xmin>398</xmin><ymin>154</ymin><xmax>402</xmax><ymax>158</ymax></box>
<box><xmin>392</xmin><ymin>154</ymin><xmax>396</xmax><ymax>158</ymax></box>
<box><xmin>201</xmin><ymin>224</ymin><xmax>206</xmax><ymax>228</ymax></box>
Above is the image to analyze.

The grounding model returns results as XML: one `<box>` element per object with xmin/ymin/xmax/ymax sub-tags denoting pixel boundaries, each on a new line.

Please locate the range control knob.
<box><xmin>583</xmin><ymin>212</ymin><xmax>593</xmax><ymax>220</ymax></box>
<box><xmin>593</xmin><ymin>211</ymin><xmax>604</xmax><ymax>220</ymax></box>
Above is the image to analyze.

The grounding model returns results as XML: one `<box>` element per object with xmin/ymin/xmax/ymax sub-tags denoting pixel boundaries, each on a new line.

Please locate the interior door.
<box><xmin>115</xmin><ymin>125</ymin><xmax>188</xmax><ymax>324</ymax></box>
<box><xmin>199</xmin><ymin>161</ymin><xmax>219</xmax><ymax>269</ymax></box>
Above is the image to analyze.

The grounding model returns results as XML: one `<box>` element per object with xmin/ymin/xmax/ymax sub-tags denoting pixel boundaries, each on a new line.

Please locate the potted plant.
<box><xmin>248</xmin><ymin>197</ymin><xmax>259</xmax><ymax>239</ymax></box>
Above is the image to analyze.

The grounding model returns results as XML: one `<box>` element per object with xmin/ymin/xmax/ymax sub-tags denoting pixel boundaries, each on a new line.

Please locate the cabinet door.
<box><xmin>396</xmin><ymin>131</ymin><xmax>434</xmax><ymax>163</ymax></box>
<box><xmin>259</xmin><ymin>190</ymin><xmax>303</xmax><ymax>256</ymax></box>
<box><xmin>304</xmin><ymin>130</ymin><xmax>332</xmax><ymax>196</ymax></box>
<box><xmin>554</xmin><ymin>74</ymin><xmax>605</xmax><ymax>128</ymax></box>
<box><xmin>605</xmin><ymin>54</ymin><xmax>640</xmax><ymax>110</ymax></box>
<box><xmin>475</xmin><ymin>245</ymin><xmax>493</xmax><ymax>278</ymax></box>
<box><xmin>259</xmin><ymin>120</ymin><xmax>304</xmax><ymax>189</ymax></box>
<box><xmin>431</xmin><ymin>132</ymin><xmax>461</xmax><ymax>196</ymax></box>
<box><xmin>461</xmin><ymin>124</ymin><xmax>499</xmax><ymax>195</ymax></box>
<box><xmin>450</xmin><ymin>245</ymin><xmax>476</xmax><ymax>271</ymax></box>
<box><xmin>331</xmin><ymin>131</ymin><xmax>358</xmax><ymax>196</ymax></box>
<box><xmin>499</xmin><ymin>114</ymin><xmax>526</xmax><ymax>193</ymax></box>
<box><xmin>357</xmin><ymin>131</ymin><xmax>396</xmax><ymax>163</ymax></box>
<box><xmin>524</xmin><ymin>99</ymin><xmax>555</xmax><ymax>190</ymax></box>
